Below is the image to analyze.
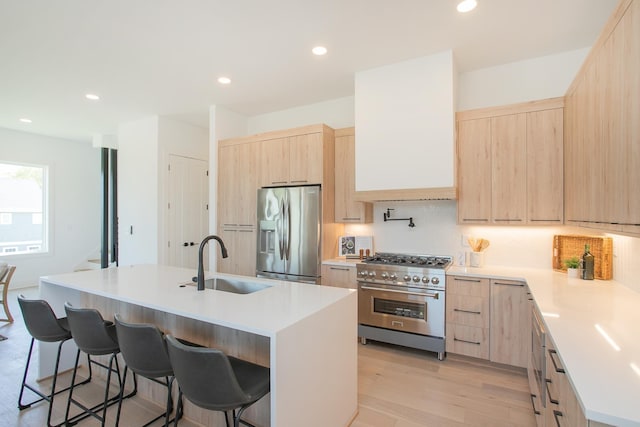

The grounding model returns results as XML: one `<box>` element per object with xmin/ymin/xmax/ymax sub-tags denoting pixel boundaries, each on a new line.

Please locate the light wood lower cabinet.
<box><xmin>490</xmin><ymin>279</ymin><xmax>529</xmax><ymax>368</ymax></box>
<box><xmin>321</xmin><ymin>264</ymin><xmax>357</xmax><ymax>289</ymax></box>
<box><xmin>446</xmin><ymin>276</ymin><xmax>490</xmax><ymax>359</ymax></box>
<box><xmin>217</xmin><ymin>227</ymin><xmax>256</xmax><ymax>277</ymax></box>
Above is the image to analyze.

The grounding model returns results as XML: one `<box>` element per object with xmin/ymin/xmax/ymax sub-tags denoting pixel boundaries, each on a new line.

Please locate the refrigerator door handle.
<box><xmin>278</xmin><ymin>198</ymin><xmax>285</xmax><ymax>260</ymax></box>
<box><xmin>285</xmin><ymin>197</ymin><xmax>291</xmax><ymax>260</ymax></box>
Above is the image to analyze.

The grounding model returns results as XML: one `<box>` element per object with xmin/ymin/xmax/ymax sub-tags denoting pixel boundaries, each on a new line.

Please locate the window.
<box><xmin>0</xmin><ymin>213</ymin><xmax>11</xmax><ymax>225</ymax></box>
<box><xmin>0</xmin><ymin>162</ymin><xmax>48</xmax><ymax>255</ymax></box>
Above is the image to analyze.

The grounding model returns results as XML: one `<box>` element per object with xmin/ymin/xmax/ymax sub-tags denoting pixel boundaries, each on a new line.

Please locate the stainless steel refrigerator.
<box><xmin>256</xmin><ymin>185</ymin><xmax>321</xmax><ymax>283</ymax></box>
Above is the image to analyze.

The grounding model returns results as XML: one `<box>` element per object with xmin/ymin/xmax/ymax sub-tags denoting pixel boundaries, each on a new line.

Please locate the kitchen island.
<box><xmin>39</xmin><ymin>264</ymin><xmax>358</xmax><ymax>427</ymax></box>
<box><xmin>449</xmin><ymin>265</ymin><xmax>640</xmax><ymax>427</ymax></box>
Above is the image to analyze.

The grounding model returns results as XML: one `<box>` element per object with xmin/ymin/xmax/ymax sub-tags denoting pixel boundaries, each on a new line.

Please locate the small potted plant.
<box><xmin>564</xmin><ymin>256</ymin><xmax>581</xmax><ymax>278</ymax></box>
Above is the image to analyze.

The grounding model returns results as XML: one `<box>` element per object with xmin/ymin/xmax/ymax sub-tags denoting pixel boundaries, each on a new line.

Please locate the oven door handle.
<box><xmin>360</xmin><ymin>285</ymin><xmax>440</xmax><ymax>299</ymax></box>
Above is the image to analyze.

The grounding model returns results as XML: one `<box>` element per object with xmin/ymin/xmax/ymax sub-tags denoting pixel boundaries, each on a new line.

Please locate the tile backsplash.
<box><xmin>343</xmin><ymin>200</ymin><xmax>640</xmax><ymax>293</ymax></box>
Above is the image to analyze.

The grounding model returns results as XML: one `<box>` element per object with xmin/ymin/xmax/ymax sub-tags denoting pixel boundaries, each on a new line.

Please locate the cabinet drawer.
<box><xmin>447</xmin><ymin>275</ymin><xmax>490</xmax><ymax>296</ymax></box>
<box><xmin>446</xmin><ymin>324</ymin><xmax>489</xmax><ymax>359</ymax></box>
<box><xmin>321</xmin><ymin>265</ymin><xmax>357</xmax><ymax>289</ymax></box>
<box><xmin>446</xmin><ymin>294</ymin><xmax>489</xmax><ymax>328</ymax></box>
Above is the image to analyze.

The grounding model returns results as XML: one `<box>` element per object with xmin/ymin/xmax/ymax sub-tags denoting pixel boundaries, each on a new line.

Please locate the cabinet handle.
<box><xmin>290</xmin><ymin>180</ymin><xmax>308</xmax><ymax>183</ymax></box>
<box><xmin>530</xmin><ymin>219</ymin><xmax>562</xmax><ymax>222</ymax></box>
<box><xmin>454</xmin><ymin>308</ymin><xmax>481</xmax><ymax>315</ymax></box>
<box><xmin>553</xmin><ymin>410</ymin><xmax>563</xmax><ymax>427</ymax></box>
<box><xmin>530</xmin><ymin>394</ymin><xmax>541</xmax><ymax>415</ymax></box>
<box><xmin>549</xmin><ymin>349</ymin><xmax>565</xmax><ymax>373</ymax></box>
<box><xmin>238</xmin><ymin>229</ymin><xmax>253</xmax><ymax>233</ymax></box>
<box><xmin>222</xmin><ymin>223</ymin><xmax>239</xmax><ymax>227</ymax></box>
<box><xmin>329</xmin><ymin>267</ymin><xmax>350</xmax><ymax>271</ymax></box>
<box><xmin>462</xmin><ymin>218</ymin><xmax>489</xmax><ymax>222</ymax></box>
<box><xmin>545</xmin><ymin>379</ymin><xmax>559</xmax><ymax>405</ymax></box>
<box><xmin>454</xmin><ymin>337</ymin><xmax>481</xmax><ymax>345</ymax></box>
<box><xmin>453</xmin><ymin>277</ymin><xmax>482</xmax><ymax>283</ymax></box>
<box><xmin>270</xmin><ymin>181</ymin><xmax>288</xmax><ymax>185</ymax></box>
<box><xmin>493</xmin><ymin>281</ymin><xmax>524</xmax><ymax>287</ymax></box>
<box><xmin>341</xmin><ymin>217</ymin><xmax>362</xmax><ymax>221</ymax></box>
<box><xmin>494</xmin><ymin>218</ymin><xmax>523</xmax><ymax>222</ymax></box>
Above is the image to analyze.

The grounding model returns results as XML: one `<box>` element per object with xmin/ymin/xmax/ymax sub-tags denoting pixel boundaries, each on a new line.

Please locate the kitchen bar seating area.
<box><xmin>1</xmin><ymin>286</ymin><xmax>536</xmax><ymax>427</ymax></box>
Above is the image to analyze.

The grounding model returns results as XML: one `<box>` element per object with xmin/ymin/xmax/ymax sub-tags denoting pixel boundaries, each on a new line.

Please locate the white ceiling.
<box><xmin>0</xmin><ymin>0</ymin><xmax>619</xmax><ymax>143</ymax></box>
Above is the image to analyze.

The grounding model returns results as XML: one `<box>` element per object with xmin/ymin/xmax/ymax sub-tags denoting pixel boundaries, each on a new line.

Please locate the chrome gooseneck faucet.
<box><xmin>197</xmin><ymin>235</ymin><xmax>228</xmax><ymax>291</ymax></box>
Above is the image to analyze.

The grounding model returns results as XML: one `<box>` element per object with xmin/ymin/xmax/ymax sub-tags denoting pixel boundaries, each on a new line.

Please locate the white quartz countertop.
<box><xmin>40</xmin><ymin>264</ymin><xmax>355</xmax><ymax>338</ymax></box>
<box><xmin>448</xmin><ymin>265</ymin><xmax>640</xmax><ymax>427</ymax></box>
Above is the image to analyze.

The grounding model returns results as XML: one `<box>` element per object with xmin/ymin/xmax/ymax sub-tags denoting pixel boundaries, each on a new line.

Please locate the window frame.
<box><xmin>0</xmin><ymin>161</ymin><xmax>50</xmax><ymax>257</ymax></box>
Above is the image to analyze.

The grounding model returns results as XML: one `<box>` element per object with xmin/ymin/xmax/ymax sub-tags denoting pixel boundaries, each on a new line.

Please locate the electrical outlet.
<box><xmin>461</xmin><ymin>235</ymin><xmax>469</xmax><ymax>247</ymax></box>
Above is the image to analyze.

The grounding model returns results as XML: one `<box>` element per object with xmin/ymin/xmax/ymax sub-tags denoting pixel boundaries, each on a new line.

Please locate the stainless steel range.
<box><xmin>357</xmin><ymin>252</ymin><xmax>452</xmax><ymax>360</ymax></box>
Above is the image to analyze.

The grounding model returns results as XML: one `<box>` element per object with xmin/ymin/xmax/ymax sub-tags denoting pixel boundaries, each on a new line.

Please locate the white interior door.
<box><xmin>167</xmin><ymin>155</ymin><xmax>209</xmax><ymax>269</ymax></box>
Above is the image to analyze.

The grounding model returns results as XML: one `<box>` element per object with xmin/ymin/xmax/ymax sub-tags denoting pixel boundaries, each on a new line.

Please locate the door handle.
<box><xmin>183</xmin><ymin>242</ymin><xmax>189</xmax><ymax>247</ymax></box>
<box><xmin>189</xmin><ymin>242</ymin><xmax>195</xmax><ymax>246</ymax></box>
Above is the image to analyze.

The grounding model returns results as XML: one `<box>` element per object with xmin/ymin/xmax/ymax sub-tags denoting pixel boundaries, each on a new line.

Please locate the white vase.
<box><xmin>567</xmin><ymin>268</ymin><xmax>579</xmax><ymax>278</ymax></box>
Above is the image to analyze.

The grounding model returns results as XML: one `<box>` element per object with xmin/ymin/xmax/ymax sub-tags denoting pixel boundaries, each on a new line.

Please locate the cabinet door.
<box><xmin>457</xmin><ymin>118</ymin><xmax>492</xmax><ymax>224</ymax></box>
<box><xmin>492</xmin><ymin>114</ymin><xmax>527</xmax><ymax>224</ymax></box>
<box><xmin>289</xmin><ymin>133</ymin><xmax>323</xmax><ymax>185</ymax></box>
<box><xmin>259</xmin><ymin>137</ymin><xmax>289</xmax><ymax>187</ymax></box>
<box><xmin>527</xmin><ymin>108</ymin><xmax>564</xmax><ymax>224</ymax></box>
<box><xmin>335</xmin><ymin>132</ymin><xmax>373</xmax><ymax>223</ymax></box>
<box><xmin>490</xmin><ymin>279</ymin><xmax>528</xmax><ymax>368</ymax></box>
<box><xmin>217</xmin><ymin>227</ymin><xmax>256</xmax><ymax>276</ymax></box>
<box><xmin>321</xmin><ymin>265</ymin><xmax>356</xmax><ymax>288</ymax></box>
<box><xmin>218</xmin><ymin>142</ymin><xmax>258</xmax><ymax>227</ymax></box>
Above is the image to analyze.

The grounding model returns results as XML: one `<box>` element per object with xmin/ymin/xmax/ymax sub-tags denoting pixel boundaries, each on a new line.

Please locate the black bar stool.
<box><xmin>114</xmin><ymin>314</ymin><xmax>182</xmax><ymax>427</ymax></box>
<box><xmin>165</xmin><ymin>335</ymin><xmax>270</xmax><ymax>427</ymax></box>
<box><xmin>17</xmin><ymin>295</ymin><xmax>91</xmax><ymax>427</ymax></box>
<box><xmin>63</xmin><ymin>302</ymin><xmax>136</xmax><ymax>427</ymax></box>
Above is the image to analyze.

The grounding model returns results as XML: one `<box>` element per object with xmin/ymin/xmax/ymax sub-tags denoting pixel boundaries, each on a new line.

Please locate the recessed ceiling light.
<box><xmin>312</xmin><ymin>46</ymin><xmax>328</xmax><ymax>56</ymax></box>
<box><xmin>217</xmin><ymin>77</ymin><xmax>231</xmax><ymax>85</ymax></box>
<box><xmin>19</xmin><ymin>118</ymin><xmax>32</xmax><ymax>123</ymax></box>
<box><xmin>85</xmin><ymin>93</ymin><xmax>100</xmax><ymax>100</ymax></box>
<box><xmin>457</xmin><ymin>0</ymin><xmax>477</xmax><ymax>13</ymax></box>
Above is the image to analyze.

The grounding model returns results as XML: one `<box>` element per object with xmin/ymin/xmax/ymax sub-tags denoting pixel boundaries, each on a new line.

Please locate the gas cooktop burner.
<box><xmin>363</xmin><ymin>252</ymin><xmax>452</xmax><ymax>268</ymax></box>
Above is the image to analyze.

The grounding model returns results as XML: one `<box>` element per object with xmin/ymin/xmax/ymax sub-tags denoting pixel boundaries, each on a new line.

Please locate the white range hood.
<box><xmin>354</xmin><ymin>50</ymin><xmax>457</xmax><ymax>201</ymax></box>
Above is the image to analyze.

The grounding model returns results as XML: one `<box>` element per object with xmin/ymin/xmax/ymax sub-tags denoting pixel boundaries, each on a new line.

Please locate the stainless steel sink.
<box><xmin>179</xmin><ymin>277</ymin><xmax>271</xmax><ymax>294</ymax></box>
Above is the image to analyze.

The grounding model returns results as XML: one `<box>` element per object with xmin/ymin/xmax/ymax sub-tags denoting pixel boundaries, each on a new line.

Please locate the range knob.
<box><xmin>403</xmin><ymin>275</ymin><xmax>411</xmax><ymax>282</ymax></box>
<box><xmin>368</xmin><ymin>271</ymin><xmax>376</xmax><ymax>278</ymax></box>
<box><xmin>359</xmin><ymin>270</ymin><xmax>368</xmax><ymax>278</ymax></box>
<box><xmin>422</xmin><ymin>276</ymin><xmax>430</xmax><ymax>283</ymax></box>
<box><xmin>412</xmin><ymin>275</ymin><xmax>420</xmax><ymax>283</ymax></box>
<box><xmin>431</xmin><ymin>277</ymin><xmax>440</xmax><ymax>285</ymax></box>
<box><xmin>389</xmin><ymin>273</ymin><xmax>398</xmax><ymax>281</ymax></box>
<box><xmin>380</xmin><ymin>272</ymin><xmax>389</xmax><ymax>280</ymax></box>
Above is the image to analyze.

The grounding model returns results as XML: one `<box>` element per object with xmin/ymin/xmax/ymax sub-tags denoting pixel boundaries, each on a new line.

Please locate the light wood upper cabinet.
<box><xmin>259</xmin><ymin>133</ymin><xmax>323</xmax><ymax>187</ymax></box>
<box><xmin>457</xmin><ymin>118</ymin><xmax>492</xmax><ymax>224</ymax></box>
<box><xmin>457</xmin><ymin>98</ymin><xmax>564</xmax><ymax>225</ymax></box>
<box><xmin>527</xmin><ymin>108</ymin><xmax>564</xmax><ymax>224</ymax></box>
<box><xmin>334</xmin><ymin>128</ymin><xmax>373</xmax><ymax>223</ymax></box>
<box><xmin>491</xmin><ymin>114</ymin><xmax>527</xmax><ymax>224</ymax></box>
<box><xmin>565</xmin><ymin>0</ymin><xmax>640</xmax><ymax>235</ymax></box>
<box><xmin>218</xmin><ymin>141</ymin><xmax>258</xmax><ymax>227</ymax></box>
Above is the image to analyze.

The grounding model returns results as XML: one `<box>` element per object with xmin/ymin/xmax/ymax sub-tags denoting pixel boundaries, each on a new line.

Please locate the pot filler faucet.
<box><xmin>197</xmin><ymin>235</ymin><xmax>229</xmax><ymax>291</ymax></box>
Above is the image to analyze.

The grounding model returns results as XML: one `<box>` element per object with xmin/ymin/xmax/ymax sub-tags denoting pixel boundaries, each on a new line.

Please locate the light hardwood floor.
<box><xmin>1</xmin><ymin>287</ymin><xmax>535</xmax><ymax>426</ymax></box>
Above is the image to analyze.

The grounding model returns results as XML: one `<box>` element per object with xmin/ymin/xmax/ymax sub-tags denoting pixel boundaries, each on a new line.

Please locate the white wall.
<box><xmin>457</xmin><ymin>48</ymin><xmax>589</xmax><ymax>110</ymax></box>
<box><xmin>0</xmin><ymin>128</ymin><xmax>100</xmax><ymax>287</ymax></box>
<box><xmin>247</xmin><ymin>96</ymin><xmax>354</xmax><ymax>135</ymax></box>
<box><xmin>118</xmin><ymin>116</ymin><xmax>209</xmax><ymax>266</ymax></box>
<box><xmin>117</xmin><ymin>117</ymin><xmax>160</xmax><ymax>265</ymax></box>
